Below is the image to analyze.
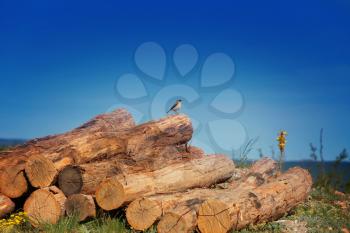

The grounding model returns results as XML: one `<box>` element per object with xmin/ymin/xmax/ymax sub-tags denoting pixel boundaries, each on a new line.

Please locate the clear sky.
<box><xmin>1</xmin><ymin>0</ymin><xmax>349</xmax><ymax>160</ymax></box>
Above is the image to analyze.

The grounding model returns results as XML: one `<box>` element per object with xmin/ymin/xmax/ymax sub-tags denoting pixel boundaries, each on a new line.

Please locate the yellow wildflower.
<box><xmin>277</xmin><ymin>130</ymin><xmax>287</xmax><ymax>152</ymax></box>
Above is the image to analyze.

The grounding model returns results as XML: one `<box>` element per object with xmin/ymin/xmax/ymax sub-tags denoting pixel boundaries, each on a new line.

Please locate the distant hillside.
<box><xmin>0</xmin><ymin>138</ymin><xmax>27</xmax><ymax>147</ymax></box>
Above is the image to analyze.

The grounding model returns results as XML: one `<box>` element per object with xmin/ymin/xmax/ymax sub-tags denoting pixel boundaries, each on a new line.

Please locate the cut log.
<box><xmin>197</xmin><ymin>167</ymin><xmax>312</xmax><ymax>233</ymax></box>
<box><xmin>96</xmin><ymin>154</ymin><xmax>235</xmax><ymax>211</ymax></box>
<box><xmin>157</xmin><ymin>158</ymin><xmax>278</xmax><ymax>233</ymax></box>
<box><xmin>0</xmin><ymin>164</ymin><xmax>28</xmax><ymax>198</ymax></box>
<box><xmin>25</xmin><ymin>154</ymin><xmax>58</xmax><ymax>188</ymax></box>
<box><xmin>65</xmin><ymin>194</ymin><xmax>96</xmax><ymax>221</ymax></box>
<box><xmin>126</xmin><ymin>158</ymin><xmax>277</xmax><ymax>231</ymax></box>
<box><xmin>1</xmin><ymin>111</ymin><xmax>193</xmax><ymax>195</ymax></box>
<box><xmin>157</xmin><ymin>203</ymin><xmax>198</xmax><ymax>233</ymax></box>
<box><xmin>0</xmin><ymin>193</ymin><xmax>15</xmax><ymax>218</ymax></box>
<box><xmin>122</xmin><ymin>114</ymin><xmax>193</xmax><ymax>169</ymax></box>
<box><xmin>58</xmin><ymin>146</ymin><xmax>205</xmax><ymax>196</ymax></box>
<box><xmin>23</xmin><ymin>186</ymin><xmax>66</xmax><ymax>227</ymax></box>
<box><xmin>0</xmin><ymin>109</ymin><xmax>135</xmax><ymax>194</ymax></box>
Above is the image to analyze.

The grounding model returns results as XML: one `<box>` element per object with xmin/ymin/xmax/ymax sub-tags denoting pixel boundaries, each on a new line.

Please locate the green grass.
<box><xmin>2</xmin><ymin>212</ymin><xmax>157</xmax><ymax>233</ymax></box>
<box><xmin>2</xmin><ymin>187</ymin><xmax>348</xmax><ymax>233</ymax></box>
<box><xmin>233</xmin><ymin>187</ymin><xmax>350</xmax><ymax>233</ymax></box>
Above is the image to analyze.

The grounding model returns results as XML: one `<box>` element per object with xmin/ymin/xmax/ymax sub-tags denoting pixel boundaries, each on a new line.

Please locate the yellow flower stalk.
<box><xmin>277</xmin><ymin>130</ymin><xmax>287</xmax><ymax>170</ymax></box>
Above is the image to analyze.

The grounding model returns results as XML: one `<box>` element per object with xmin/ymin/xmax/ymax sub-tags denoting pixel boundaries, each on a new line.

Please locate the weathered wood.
<box><xmin>197</xmin><ymin>167</ymin><xmax>312</xmax><ymax>233</ymax></box>
<box><xmin>120</xmin><ymin>114</ymin><xmax>193</xmax><ymax>169</ymax></box>
<box><xmin>0</xmin><ymin>109</ymin><xmax>135</xmax><ymax>195</ymax></box>
<box><xmin>157</xmin><ymin>158</ymin><xmax>278</xmax><ymax>233</ymax></box>
<box><xmin>58</xmin><ymin>146</ymin><xmax>204</xmax><ymax>196</ymax></box>
<box><xmin>228</xmin><ymin>157</ymin><xmax>278</xmax><ymax>189</ymax></box>
<box><xmin>24</xmin><ymin>186</ymin><xmax>66</xmax><ymax>227</ymax></box>
<box><xmin>65</xmin><ymin>194</ymin><xmax>96</xmax><ymax>221</ymax></box>
<box><xmin>0</xmin><ymin>164</ymin><xmax>28</xmax><ymax>198</ymax></box>
<box><xmin>0</xmin><ymin>193</ymin><xmax>15</xmax><ymax>218</ymax></box>
<box><xmin>96</xmin><ymin>155</ymin><xmax>235</xmax><ymax>211</ymax></box>
<box><xmin>126</xmin><ymin>158</ymin><xmax>277</xmax><ymax>231</ymax></box>
<box><xmin>0</xmin><ymin>108</ymin><xmax>135</xmax><ymax>169</ymax></box>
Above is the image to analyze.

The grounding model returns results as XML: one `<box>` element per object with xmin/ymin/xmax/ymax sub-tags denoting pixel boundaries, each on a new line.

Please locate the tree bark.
<box><xmin>157</xmin><ymin>158</ymin><xmax>279</xmax><ymax>233</ymax></box>
<box><xmin>23</xmin><ymin>186</ymin><xmax>66</xmax><ymax>227</ymax></box>
<box><xmin>0</xmin><ymin>108</ymin><xmax>135</xmax><ymax>169</ymax></box>
<box><xmin>96</xmin><ymin>155</ymin><xmax>235</xmax><ymax>211</ymax></box>
<box><xmin>0</xmin><ymin>193</ymin><xmax>15</xmax><ymax>218</ymax></box>
<box><xmin>0</xmin><ymin>109</ymin><xmax>135</xmax><ymax>196</ymax></box>
<box><xmin>65</xmin><ymin>194</ymin><xmax>96</xmax><ymax>221</ymax></box>
<box><xmin>197</xmin><ymin>167</ymin><xmax>312</xmax><ymax>233</ymax></box>
<box><xmin>125</xmin><ymin>158</ymin><xmax>277</xmax><ymax>231</ymax></box>
<box><xmin>58</xmin><ymin>146</ymin><xmax>204</xmax><ymax>196</ymax></box>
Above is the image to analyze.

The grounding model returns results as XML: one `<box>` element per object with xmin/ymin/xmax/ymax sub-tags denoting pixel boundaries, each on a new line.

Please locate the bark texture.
<box><xmin>0</xmin><ymin>108</ymin><xmax>134</xmax><ymax>169</ymax></box>
<box><xmin>197</xmin><ymin>167</ymin><xmax>312</xmax><ymax>233</ymax></box>
<box><xmin>125</xmin><ymin>158</ymin><xmax>277</xmax><ymax>231</ymax></box>
<box><xmin>58</xmin><ymin>146</ymin><xmax>204</xmax><ymax>196</ymax></box>
<box><xmin>0</xmin><ymin>109</ymin><xmax>135</xmax><ymax>195</ymax></box>
<box><xmin>65</xmin><ymin>194</ymin><xmax>96</xmax><ymax>221</ymax></box>
<box><xmin>96</xmin><ymin>155</ymin><xmax>235</xmax><ymax>211</ymax></box>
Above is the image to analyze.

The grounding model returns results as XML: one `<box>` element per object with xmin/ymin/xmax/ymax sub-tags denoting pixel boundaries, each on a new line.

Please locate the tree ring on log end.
<box><xmin>23</xmin><ymin>189</ymin><xmax>62</xmax><ymax>227</ymax></box>
<box><xmin>198</xmin><ymin>199</ymin><xmax>231</xmax><ymax>233</ymax></box>
<box><xmin>25</xmin><ymin>154</ymin><xmax>57</xmax><ymax>188</ymax></box>
<box><xmin>0</xmin><ymin>165</ymin><xmax>28</xmax><ymax>198</ymax></box>
<box><xmin>126</xmin><ymin>198</ymin><xmax>162</xmax><ymax>231</ymax></box>
<box><xmin>58</xmin><ymin>165</ymin><xmax>83</xmax><ymax>196</ymax></box>
<box><xmin>95</xmin><ymin>178</ymin><xmax>125</xmax><ymax>211</ymax></box>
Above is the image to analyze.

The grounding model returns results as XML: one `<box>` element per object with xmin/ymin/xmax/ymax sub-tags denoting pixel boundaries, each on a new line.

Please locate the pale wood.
<box><xmin>197</xmin><ymin>167</ymin><xmax>312</xmax><ymax>233</ymax></box>
<box><xmin>23</xmin><ymin>186</ymin><xmax>66</xmax><ymax>227</ymax></box>
<box><xmin>0</xmin><ymin>164</ymin><xmax>28</xmax><ymax>198</ymax></box>
<box><xmin>157</xmin><ymin>158</ymin><xmax>278</xmax><ymax>233</ymax></box>
<box><xmin>25</xmin><ymin>154</ymin><xmax>58</xmax><ymax>188</ymax></box>
<box><xmin>58</xmin><ymin>146</ymin><xmax>204</xmax><ymax>196</ymax></box>
<box><xmin>96</xmin><ymin>155</ymin><xmax>235</xmax><ymax>211</ymax></box>
<box><xmin>126</xmin><ymin>158</ymin><xmax>277</xmax><ymax>231</ymax></box>
<box><xmin>65</xmin><ymin>194</ymin><xmax>96</xmax><ymax>221</ymax></box>
<box><xmin>1</xmin><ymin>111</ymin><xmax>194</xmax><ymax>196</ymax></box>
<box><xmin>0</xmin><ymin>193</ymin><xmax>15</xmax><ymax>218</ymax></box>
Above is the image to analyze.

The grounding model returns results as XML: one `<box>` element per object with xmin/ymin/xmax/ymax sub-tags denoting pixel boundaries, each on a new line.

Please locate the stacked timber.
<box><xmin>0</xmin><ymin>109</ymin><xmax>312</xmax><ymax>233</ymax></box>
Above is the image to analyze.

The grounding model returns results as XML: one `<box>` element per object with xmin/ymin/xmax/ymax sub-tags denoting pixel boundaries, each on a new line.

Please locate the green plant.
<box><xmin>310</xmin><ymin>129</ymin><xmax>348</xmax><ymax>191</ymax></box>
<box><xmin>276</xmin><ymin>130</ymin><xmax>287</xmax><ymax>171</ymax></box>
<box><xmin>233</xmin><ymin>137</ymin><xmax>259</xmax><ymax>167</ymax></box>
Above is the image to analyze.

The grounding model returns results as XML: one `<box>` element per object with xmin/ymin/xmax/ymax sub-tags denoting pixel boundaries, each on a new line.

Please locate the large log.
<box><xmin>95</xmin><ymin>155</ymin><xmax>235</xmax><ymax>211</ymax></box>
<box><xmin>26</xmin><ymin>115</ymin><xmax>192</xmax><ymax>191</ymax></box>
<box><xmin>0</xmin><ymin>164</ymin><xmax>28</xmax><ymax>198</ymax></box>
<box><xmin>157</xmin><ymin>158</ymin><xmax>278</xmax><ymax>233</ymax></box>
<box><xmin>0</xmin><ymin>109</ymin><xmax>135</xmax><ymax>196</ymax></box>
<box><xmin>23</xmin><ymin>186</ymin><xmax>66</xmax><ymax>227</ymax></box>
<box><xmin>197</xmin><ymin>167</ymin><xmax>312</xmax><ymax>233</ymax></box>
<box><xmin>0</xmin><ymin>193</ymin><xmax>15</xmax><ymax>218</ymax></box>
<box><xmin>0</xmin><ymin>108</ymin><xmax>135</xmax><ymax>169</ymax></box>
<box><xmin>58</xmin><ymin>146</ymin><xmax>204</xmax><ymax>196</ymax></box>
<box><xmin>65</xmin><ymin>194</ymin><xmax>96</xmax><ymax>221</ymax></box>
<box><xmin>126</xmin><ymin>158</ymin><xmax>277</xmax><ymax>231</ymax></box>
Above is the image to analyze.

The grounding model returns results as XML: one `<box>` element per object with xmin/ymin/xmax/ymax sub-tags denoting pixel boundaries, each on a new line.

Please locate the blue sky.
<box><xmin>1</xmin><ymin>0</ymin><xmax>349</xmax><ymax>160</ymax></box>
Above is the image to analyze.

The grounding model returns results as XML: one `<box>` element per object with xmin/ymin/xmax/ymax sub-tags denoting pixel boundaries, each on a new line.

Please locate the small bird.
<box><xmin>167</xmin><ymin>99</ymin><xmax>182</xmax><ymax>114</ymax></box>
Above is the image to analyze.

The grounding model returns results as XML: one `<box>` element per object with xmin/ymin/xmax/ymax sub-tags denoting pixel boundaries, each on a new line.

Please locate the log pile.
<box><xmin>0</xmin><ymin>108</ymin><xmax>312</xmax><ymax>232</ymax></box>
